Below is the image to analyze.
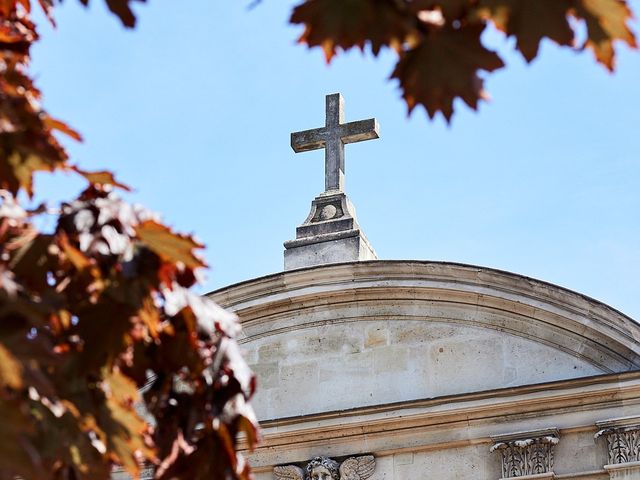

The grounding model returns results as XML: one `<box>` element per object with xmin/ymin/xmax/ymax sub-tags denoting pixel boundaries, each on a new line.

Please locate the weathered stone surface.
<box><xmin>291</xmin><ymin>93</ymin><xmax>379</xmax><ymax>193</ymax></box>
<box><xmin>285</xmin><ymin>93</ymin><xmax>379</xmax><ymax>270</ymax></box>
<box><xmin>284</xmin><ymin>192</ymin><xmax>377</xmax><ymax>270</ymax></box>
<box><xmin>208</xmin><ymin>261</ymin><xmax>640</xmax><ymax>479</ymax></box>
<box><xmin>596</xmin><ymin>417</ymin><xmax>640</xmax><ymax>479</ymax></box>
<box><xmin>605</xmin><ymin>462</ymin><xmax>640</xmax><ymax>479</ymax></box>
<box><xmin>273</xmin><ymin>455</ymin><xmax>375</xmax><ymax>480</ymax></box>
<box><xmin>490</xmin><ymin>429</ymin><xmax>559</xmax><ymax>478</ymax></box>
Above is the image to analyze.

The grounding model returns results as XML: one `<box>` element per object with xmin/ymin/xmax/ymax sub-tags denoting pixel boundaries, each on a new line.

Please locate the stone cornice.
<box><xmin>259</xmin><ymin>371</ymin><xmax>640</xmax><ymax>429</ymax></box>
<box><xmin>208</xmin><ymin>262</ymin><xmax>634</xmax><ymax>326</ymax></box>
<box><xmin>240</xmin><ymin>371</ymin><xmax>640</xmax><ymax>457</ymax></box>
<box><xmin>207</xmin><ymin>262</ymin><xmax>640</xmax><ymax>372</ymax></box>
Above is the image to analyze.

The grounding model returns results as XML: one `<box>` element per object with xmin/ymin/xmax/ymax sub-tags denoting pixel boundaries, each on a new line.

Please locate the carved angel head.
<box><xmin>305</xmin><ymin>457</ymin><xmax>340</xmax><ymax>480</ymax></box>
<box><xmin>274</xmin><ymin>455</ymin><xmax>375</xmax><ymax>480</ymax></box>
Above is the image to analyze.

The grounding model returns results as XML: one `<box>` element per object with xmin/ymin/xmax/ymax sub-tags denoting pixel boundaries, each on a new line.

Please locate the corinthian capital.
<box><xmin>595</xmin><ymin>417</ymin><xmax>640</xmax><ymax>466</ymax></box>
<box><xmin>490</xmin><ymin>429</ymin><xmax>560</xmax><ymax>479</ymax></box>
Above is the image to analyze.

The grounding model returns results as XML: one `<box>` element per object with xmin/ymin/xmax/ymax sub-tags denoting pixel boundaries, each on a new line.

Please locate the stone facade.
<box><xmin>208</xmin><ymin>261</ymin><xmax>640</xmax><ymax>480</ymax></box>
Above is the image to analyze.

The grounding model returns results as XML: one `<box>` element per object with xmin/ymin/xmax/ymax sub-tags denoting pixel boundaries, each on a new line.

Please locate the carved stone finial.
<box><xmin>490</xmin><ymin>429</ymin><xmax>560</xmax><ymax>479</ymax></box>
<box><xmin>274</xmin><ymin>455</ymin><xmax>375</xmax><ymax>480</ymax></box>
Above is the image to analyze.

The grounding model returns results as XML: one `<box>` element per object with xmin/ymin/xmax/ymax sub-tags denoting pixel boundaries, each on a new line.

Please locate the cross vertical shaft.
<box><xmin>291</xmin><ymin>93</ymin><xmax>379</xmax><ymax>193</ymax></box>
<box><xmin>325</xmin><ymin>93</ymin><xmax>345</xmax><ymax>191</ymax></box>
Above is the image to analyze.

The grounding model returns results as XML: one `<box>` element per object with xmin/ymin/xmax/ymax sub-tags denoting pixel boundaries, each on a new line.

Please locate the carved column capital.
<box><xmin>595</xmin><ymin>417</ymin><xmax>640</xmax><ymax>479</ymax></box>
<box><xmin>490</xmin><ymin>429</ymin><xmax>560</xmax><ymax>479</ymax></box>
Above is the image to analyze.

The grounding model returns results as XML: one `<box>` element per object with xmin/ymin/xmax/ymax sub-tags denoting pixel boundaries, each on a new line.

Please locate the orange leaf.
<box><xmin>475</xmin><ymin>0</ymin><xmax>574</xmax><ymax>62</ymax></box>
<box><xmin>0</xmin><ymin>0</ymin><xmax>15</xmax><ymax>17</ymax></box>
<box><xmin>135</xmin><ymin>220</ymin><xmax>205</xmax><ymax>270</ymax></box>
<box><xmin>574</xmin><ymin>0</ymin><xmax>637</xmax><ymax>71</ymax></box>
<box><xmin>290</xmin><ymin>0</ymin><xmax>413</xmax><ymax>60</ymax></box>
<box><xmin>100</xmin><ymin>368</ymin><xmax>155</xmax><ymax>475</ymax></box>
<box><xmin>73</xmin><ymin>167</ymin><xmax>132</xmax><ymax>191</ymax></box>
<box><xmin>139</xmin><ymin>294</ymin><xmax>160</xmax><ymax>338</ymax></box>
<box><xmin>391</xmin><ymin>24</ymin><xmax>504</xmax><ymax>121</ymax></box>
<box><xmin>0</xmin><ymin>343</ymin><xmax>23</xmax><ymax>389</ymax></box>
<box><xmin>59</xmin><ymin>232</ymin><xmax>91</xmax><ymax>270</ymax></box>
<box><xmin>44</xmin><ymin>117</ymin><xmax>82</xmax><ymax>141</ymax></box>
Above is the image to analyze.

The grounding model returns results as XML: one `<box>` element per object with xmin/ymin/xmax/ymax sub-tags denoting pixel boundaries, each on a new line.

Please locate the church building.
<box><xmin>207</xmin><ymin>94</ymin><xmax>640</xmax><ymax>480</ymax></box>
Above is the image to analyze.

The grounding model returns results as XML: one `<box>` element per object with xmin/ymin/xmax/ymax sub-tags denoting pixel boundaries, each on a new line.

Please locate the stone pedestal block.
<box><xmin>284</xmin><ymin>230</ymin><xmax>376</xmax><ymax>270</ymax></box>
<box><xmin>284</xmin><ymin>191</ymin><xmax>377</xmax><ymax>270</ymax></box>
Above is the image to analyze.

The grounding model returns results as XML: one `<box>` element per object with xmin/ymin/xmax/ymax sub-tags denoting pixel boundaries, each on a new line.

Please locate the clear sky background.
<box><xmin>29</xmin><ymin>1</ymin><xmax>640</xmax><ymax>319</ymax></box>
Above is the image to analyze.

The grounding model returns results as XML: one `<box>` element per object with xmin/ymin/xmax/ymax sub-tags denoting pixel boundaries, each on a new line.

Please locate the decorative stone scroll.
<box><xmin>595</xmin><ymin>418</ymin><xmax>640</xmax><ymax>465</ymax></box>
<box><xmin>490</xmin><ymin>429</ymin><xmax>560</xmax><ymax>479</ymax></box>
<box><xmin>274</xmin><ymin>455</ymin><xmax>375</xmax><ymax>480</ymax></box>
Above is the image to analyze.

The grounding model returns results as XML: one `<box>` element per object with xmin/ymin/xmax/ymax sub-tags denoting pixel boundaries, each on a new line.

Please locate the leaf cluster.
<box><xmin>290</xmin><ymin>0</ymin><xmax>637</xmax><ymax>120</ymax></box>
<box><xmin>0</xmin><ymin>1</ymin><xmax>259</xmax><ymax>478</ymax></box>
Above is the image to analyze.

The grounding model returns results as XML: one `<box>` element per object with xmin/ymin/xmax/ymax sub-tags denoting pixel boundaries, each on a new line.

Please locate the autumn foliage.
<box><xmin>291</xmin><ymin>0</ymin><xmax>637</xmax><ymax>120</ymax></box>
<box><xmin>0</xmin><ymin>0</ymin><xmax>638</xmax><ymax>478</ymax></box>
<box><xmin>0</xmin><ymin>1</ymin><xmax>258</xmax><ymax>479</ymax></box>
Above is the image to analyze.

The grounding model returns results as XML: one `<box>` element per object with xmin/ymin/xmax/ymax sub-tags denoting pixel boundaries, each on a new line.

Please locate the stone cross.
<box><xmin>291</xmin><ymin>93</ymin><xmax>380</xmax><ymax>193</ymax></box>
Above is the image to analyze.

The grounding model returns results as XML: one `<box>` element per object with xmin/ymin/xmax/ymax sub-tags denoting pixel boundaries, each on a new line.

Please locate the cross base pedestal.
<box><xmin>283</xmin><ymin>191</ymin><xmax>377</xmax><ymax>271</ymax></box>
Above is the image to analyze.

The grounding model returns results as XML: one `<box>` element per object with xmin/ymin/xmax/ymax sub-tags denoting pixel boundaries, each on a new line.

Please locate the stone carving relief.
<box><xmin>490</xmin><ymin>430</ymin><xmax>559</xmax><ymax>478</ymax></box>
<box><xmin>595</xmin><ymin>423</ymin><xmax>640</xmax><ymax>465</ymax></box>
<box><xmin>274</xmin><ymin>455</ymin><xmax>375</xmax><ymax>480</ymax></box>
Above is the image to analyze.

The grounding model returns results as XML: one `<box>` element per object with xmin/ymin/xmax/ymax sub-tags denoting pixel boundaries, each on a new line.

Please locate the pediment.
<box><xmin>209</xmin><ymin>261</ymin><xmax>640</xmax><ymax>420</ymax></box>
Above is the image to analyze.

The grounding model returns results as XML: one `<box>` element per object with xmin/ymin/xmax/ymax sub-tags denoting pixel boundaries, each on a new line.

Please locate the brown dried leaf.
<box><xmin>290</xmin><ymin>0</ymin><xmax>413</xmax><ymax>60</ymax></box>
<box><xmin>37</xmin><ymin>0</ymin><xmax>55</xmax><ymax>25</ymax></box>
<box><xmin>77</xmin><ymin>0</ymin><xmax>144</xmax><ymax>28</ymax></box>
<box><xmin>73</xmin><ymin>167</ymin><xmax>132</xmax><ymax>191</ymax></box>
<box><xmin>391</xmin><ymin>24</ymin><xmax>504</xmax><ymax>120</ymax></box>
<box><xmin>574</xmin><ymin>0</ymin><xmax>637</xmax><ymax>70</ymax></box>
<box><xmin>100</xmin><ymin>368</ymin><xmax>154</xmax><ymax>475</ymax></box>
<box><xmin>475</xmin><ymin>0</ymin><xmax>575</xmax><ymax>61</ymax></box>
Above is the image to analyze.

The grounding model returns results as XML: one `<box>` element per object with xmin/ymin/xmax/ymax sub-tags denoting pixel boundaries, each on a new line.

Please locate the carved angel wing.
<box><xmin>274</xmin><ymin>465</ymin><xmax>304</xmax><ymax>480</ymax></box>
<box><xmin>339</xmin><ymin>455</ymin><xmax>375</xmax><ymax>480</ymax></box>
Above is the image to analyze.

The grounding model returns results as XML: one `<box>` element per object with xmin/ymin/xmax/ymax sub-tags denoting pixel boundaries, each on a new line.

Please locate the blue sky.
<box><xmin>30</xmin><ymin>1</ymin><xmax>640</xmax><ymax>319</ymax></box>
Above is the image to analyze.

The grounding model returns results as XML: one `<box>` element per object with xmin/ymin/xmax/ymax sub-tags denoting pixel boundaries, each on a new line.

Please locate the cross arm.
<box><xmin>291</xmin><ymin>127</ymin><xmax>326</xmax><ymax>153</ymax></box>
<box><xmin>340</xmin><ymin>118</ymin><xmax>379</xmax><ymax>145</ymax></box>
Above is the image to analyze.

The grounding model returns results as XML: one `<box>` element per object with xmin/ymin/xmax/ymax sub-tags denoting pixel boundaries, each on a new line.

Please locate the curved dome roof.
<box><xmin>209</xmin><ymin>261</ymin><xmax>640</xmax><ymax>419</ymax></box>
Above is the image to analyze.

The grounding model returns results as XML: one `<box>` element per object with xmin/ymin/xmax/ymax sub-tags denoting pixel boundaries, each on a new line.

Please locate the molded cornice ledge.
<box><xmin>501</xmin><ymin>474</ymin><xmax>556</xmax><ymax>480</ymax></box>
<box><xmin>604</xmin><ymin>461</ymin><xmax>640</xmax><ymax>479</ymax></box>
<box><xmin>208</xmin><ymin>261</ymin><xmax>640</xmax><ymax>372</ymax></box>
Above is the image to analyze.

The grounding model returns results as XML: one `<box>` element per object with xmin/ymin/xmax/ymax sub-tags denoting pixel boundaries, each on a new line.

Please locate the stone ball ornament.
<box><xmin>273</xmin><ymin>456</ymin><xmax>375</xmax><ymax>480</ymax></box>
